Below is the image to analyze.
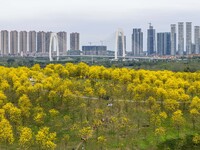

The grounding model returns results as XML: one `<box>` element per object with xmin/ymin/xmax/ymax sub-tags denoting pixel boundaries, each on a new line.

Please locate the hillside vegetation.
<box><xmin>0</xmin><ymin>63</ymin><xmax>200</xmax><ymax>149</ymax></box>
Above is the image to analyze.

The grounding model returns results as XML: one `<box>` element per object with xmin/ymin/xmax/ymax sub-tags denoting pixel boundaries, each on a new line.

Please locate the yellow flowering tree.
<box><xmin>97</xmin><ymin>136</ymin><xmax>107</xmax><ymax>150</ymax></box>
<box><xmin>0</xmin><ymin>118</ymin><xmax>14</xmax><ymax>145</ymax></box>
<box><xmin>172</xmin><ymin>110</ymin><xmax>185</xmax><ymax>137</ymax></box>
<box><xmin>19</xmin><ymin>127</ymin><xmax>33</xmax><ymax>149</ymax></box>
<box><xmin>61</xmin><ymin>134</ymin><xmax>70</xmax><ymax>150</ymax></box>
<box><xmin>3</xmin><ymin>103</ymin><xmax>22</xmax><ymax>125</ymax></box>
<box><xmin>0</xmin><ymin>91</ymin><xmax>7</xmax><ymax>107</ymax></box>
<box><xmin>193</xmin><ymin>134</ymin><xmax>200</xmax><ymax>145</ymax></box>
<box><xmin>190</xmin><ymin>96</ymin><xmax>200</xmax><ymax>130</ymax></box>
<box><xmin>155</xmin><ymin>127</ymin><xmax>166</xmax><ymax>143</ymax></box>
<box><xmin>49</xmin><ymin>109</ymin><xmax>59</xmax><ymax>118</ymax></box>
<box><xmin>33</xmin><ymin>106</ymin><xmax>46</xmax><ymax>125</ymax></box>
<box><xmin>164</xmin><ymin>99</ymin><xmax>179</xmax><ymax>115</ymax></box>
<box><xmin>36</xmin><ymin>127</ymin><xmax>57</xmax><ymax>150</ymax></box>
<box><xmin>79</xmin><ymin>127</ymin><xmax>93</xmax><ymax>142</ymax></box>
<box><xmin>18</xmin><ymin>94</ymin><xmax>32</xmax><ymax>120</ymax></box>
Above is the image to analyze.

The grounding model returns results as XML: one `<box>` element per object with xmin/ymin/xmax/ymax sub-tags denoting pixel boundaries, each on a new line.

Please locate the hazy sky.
<box><xmin>0</xmin><ymin>0</ymin><xmax>200</xmax><ymax>50</ymax></box>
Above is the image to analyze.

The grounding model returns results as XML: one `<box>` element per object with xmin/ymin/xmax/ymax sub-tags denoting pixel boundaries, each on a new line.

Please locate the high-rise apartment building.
<box><xmin>194</xmin><ymin>26</ymin><xmax>200</xmax><ymax>54</ymax></box>
<box><xmin>132</xmin><ymin>28</ymin><xmax>143</xmax><ymax>56</ymax></box>
<box><xmin>57</xmin><ymin>32</ymin><xmax>67</xmax><ymax>53</ymax></box>
<box><xmin>117</xmin><ymin>35</ymin><xmax>126</xmax><ymax>56</ymax></box>
<box><xmin>1</xmin><ymin>30</ymin><xmax>9</xmax><ymax>55</ymax></box>
<box><xmin>170</xmin><ymin>24</ymin><xmax>176</xmax><ymax>55</ymax></box>
<box><xmin>157</xmin><ymin>32</ymin><xmax>171</xmax><ymax>56</ymax></box>
<box><xmin>70</xmin><ymin>32</ymin><xmax>80</xmax><ymax>50</ymax></box>
<box><xmin>37</xmin><ymin>31</ymin><xmax>46</xmax><ymax>53</ymax></box>
<box><xmin>45</xmin><ymin>32</ymin><xmax>52</xmax><ymax>53</ymax></box>
<box><xmin>186</xmin><ymin>22</ymin><xmax>192</xmax><ymax>55</ymax></box>
<box><xmin>19</xmin><ymin>31</ymin><xmax>28</xmax><ymax>54</ymax></box>
<box><xmin>10</xmin><ymin>30</ymin><xmax>18</xmax><ymax>55</ymax></box>
<box><xmin>178</xmin><ymin>22</ymin><xmax>184</xmax><ymax>55</ymax></box>
<box><xmin>147</xmin><ymin>23</ymin><xmax>156</xmax><ymax>55</ymax></box>
<box><xmin>29</xmin><ymin>31</ymin><xmax>36</xmax><ymax>53</ymax></box>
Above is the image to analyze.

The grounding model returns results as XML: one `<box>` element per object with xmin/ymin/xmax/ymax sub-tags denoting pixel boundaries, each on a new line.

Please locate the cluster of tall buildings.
<box><xmin>2</xmin><ymin>23</ymin><xmax>200</xmax><ymax>58</ymax></box>
<box><xmin>0</xmin><ymin>31</ymin><xmax>80</xmax><ymax>56</ymax></box>
<box><xmin>132</xmin><ymin>22</ymin><xmax>200</xmax><ymax>57</ymax></box>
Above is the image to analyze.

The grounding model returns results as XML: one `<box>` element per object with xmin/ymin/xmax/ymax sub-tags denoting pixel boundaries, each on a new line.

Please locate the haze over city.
<box><xmin>0</xmin><ymin>0</ymin><xmax>200</xmax><ymax>50</ymax></box>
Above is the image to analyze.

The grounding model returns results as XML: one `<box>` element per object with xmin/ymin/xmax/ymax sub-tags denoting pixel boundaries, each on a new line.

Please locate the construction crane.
<box><xmin>100</xmin><ymin>40</ymin><xmax>110</xmax><ymax>46</ymax></box>
<box><xmin>100</xmin><ymin>40</ymin><xmax>103</xmax><ymax>46</ymax></box>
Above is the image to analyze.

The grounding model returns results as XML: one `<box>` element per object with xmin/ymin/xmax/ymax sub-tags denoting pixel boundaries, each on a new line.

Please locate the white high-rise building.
<box><xmin>170</xmin><ymin>24</ymin><xmax>176</xmax><ymax>55</ymax></box>
<box><xmin>178</xmin><ymin>22</ymin><xmax>184</xmax><ymax>56</ymax></box>
<box><xmin>186</xmin><ymin>22</ymin><xmax>192</xmax><ymax>55</ymax></box>
<box><xmin>115</xmin><ymin>29</ymin><xmax>126</xmax><ymax>59</ymax></box>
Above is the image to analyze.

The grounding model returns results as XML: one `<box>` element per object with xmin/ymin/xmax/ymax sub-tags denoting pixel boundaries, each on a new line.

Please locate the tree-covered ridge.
<box><xmin>0</xmin><ymin>63</ymin><xmax>200</xmax><ymax>149</ymax></box>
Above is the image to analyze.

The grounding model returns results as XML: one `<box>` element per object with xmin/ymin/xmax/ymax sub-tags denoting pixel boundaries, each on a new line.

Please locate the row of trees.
<box><xmin>0</xmin><ymin>63</ymin><xmax>200</xmax><ymax>149</ymax></box>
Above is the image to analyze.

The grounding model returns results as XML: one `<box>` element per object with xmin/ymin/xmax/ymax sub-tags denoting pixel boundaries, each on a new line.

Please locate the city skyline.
<box><xmin>0</xmin><ymin>0</ymin><xmax>200</xmax><ymax>51</ymax></box>
<box><xmin>0</xmin><ymin>22</ymin><xmax>199</xmax><ymax>56</ymax></box>
<box><xmin>0</xmin><ymin>30</ymin><xmax>69</xmax><ymax>55</ymax></box>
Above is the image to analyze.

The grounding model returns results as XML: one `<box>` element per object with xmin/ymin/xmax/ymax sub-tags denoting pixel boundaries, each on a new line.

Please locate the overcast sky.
<box><xmin>0</xmin><ymin>0</ymin><xmax>200</xmax><ymax>50</ymax></box>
